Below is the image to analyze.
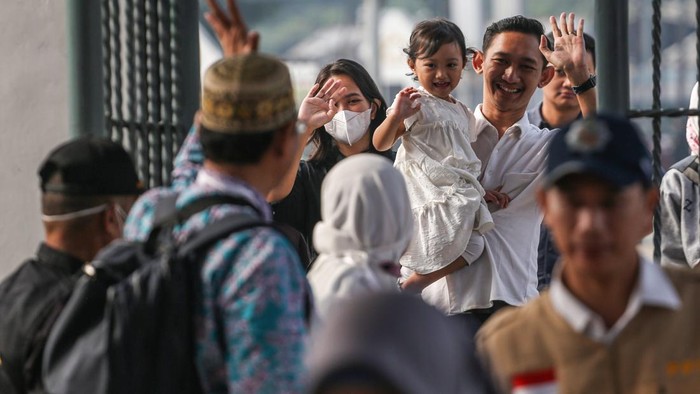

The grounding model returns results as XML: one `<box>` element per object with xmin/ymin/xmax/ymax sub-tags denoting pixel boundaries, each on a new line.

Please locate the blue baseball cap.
<box><xmin>543</xmin><ymin>113</ymin><xmax>653</xmax><ymax>189</ymax></box>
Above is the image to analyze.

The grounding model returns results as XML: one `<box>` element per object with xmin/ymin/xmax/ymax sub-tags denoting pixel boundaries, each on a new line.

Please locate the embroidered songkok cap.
<box><xmin>201</xmin><ymin>53</ymin><xmax>297</xmax><ymax>134</ymax></box>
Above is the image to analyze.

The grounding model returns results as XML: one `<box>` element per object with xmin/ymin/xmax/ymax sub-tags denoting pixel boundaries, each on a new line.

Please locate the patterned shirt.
<box><xmin>171</xmin><ymin>125</ymin><xmax>204</xmax><ymax>189</ymax></box>
<box><xmin>124</xmin><ymin>168</ymin><xmax>308</xmax><ymax>393</ymax></box>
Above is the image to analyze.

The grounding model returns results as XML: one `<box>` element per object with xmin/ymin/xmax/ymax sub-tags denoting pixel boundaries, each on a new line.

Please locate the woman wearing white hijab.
<box><xmin>660</xmin><ymin>82</ymin><xmax>700</xmax><ymax>268</ymax></box>
<box><xmin>308</xmin><ymin>154</ymin><xmax>413</xmax><ymax>319</ymax></box>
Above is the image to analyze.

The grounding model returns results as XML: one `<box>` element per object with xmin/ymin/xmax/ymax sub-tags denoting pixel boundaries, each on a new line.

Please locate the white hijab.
<box><xmin>308</xmin><ymin>154</ymin><xmax>413</xmax><ymax>319</ymax></box>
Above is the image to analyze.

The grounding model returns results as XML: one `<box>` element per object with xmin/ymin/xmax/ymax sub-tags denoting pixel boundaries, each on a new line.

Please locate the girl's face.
<box><xmin>409</xmin><ymin>42</ymin><xmax>465</xmax><ymax>101</ymax></box>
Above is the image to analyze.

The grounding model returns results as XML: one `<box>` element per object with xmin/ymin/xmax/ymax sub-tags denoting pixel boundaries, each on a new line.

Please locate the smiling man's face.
<box><xmin>474</xmin><ymin>31</ymin><xmax>550</xmax><ymax>118</ymax></box>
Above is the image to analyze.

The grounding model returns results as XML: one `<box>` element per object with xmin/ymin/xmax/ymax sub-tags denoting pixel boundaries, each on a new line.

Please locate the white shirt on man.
<box><xmin>469</xmin><ymin>104</ymin><xmax>556</xmax><ymax>307</ymax></box>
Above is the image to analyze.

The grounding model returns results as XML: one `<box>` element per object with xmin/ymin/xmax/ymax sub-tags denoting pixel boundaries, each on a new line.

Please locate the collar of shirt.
<box><xmin>527</xmin><ymin>101</ymin><xmax>584</xmax><ymax>130</ymax></box>
<box><xmin>550</xmin><ymin>257</ymin><xmax>681</xmax><ymax>344</ymax></box>
<box><xmin>36</xmin><ymin>242</ymin><xmax>86</xmax><ymax>274</ymax></box>
<box><xmin>194</xmin><ymin>168</ymin><xmax>272</xmax><ymax>221</ymax></box>
<box><xmin>535</xmin><ymin>103</ymin><xmax>553</xmax><ymax>130</ymax></box>
<box><xmin>526</xmin><ymin>103</ymin><xmax>547</xmax><ymax>129</ymax></box>
<box><xmin>473</xmin><ymin>104</ymin><xmax>531</xmax><ymax>140</ymax></box>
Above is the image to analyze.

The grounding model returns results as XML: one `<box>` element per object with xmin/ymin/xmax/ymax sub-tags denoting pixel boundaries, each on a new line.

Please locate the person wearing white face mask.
<box><xmin>323</xmin><ymin>107</ymin><xmax>373</xmax><ymax>146</ymax></box>
<box><xmin>157</xmin><ymin>1</ymin><xmax>395</xmax><ymax>266</ymax></box>
<box><xmin>268</xmin><ymin>59</ymin><xmax>395</xmax><ymax>265</ymax></box>
<box><xmin>0</xmin><ymin>136</ymin><xmax>141</xmax><ymax>394</ymax></box>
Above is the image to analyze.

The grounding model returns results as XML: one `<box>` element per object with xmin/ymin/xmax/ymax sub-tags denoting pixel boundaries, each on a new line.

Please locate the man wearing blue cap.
<box><xmin>477</xmin><ymin>114</ymin><xmax>700</xmax><ymax>392</ymax></box>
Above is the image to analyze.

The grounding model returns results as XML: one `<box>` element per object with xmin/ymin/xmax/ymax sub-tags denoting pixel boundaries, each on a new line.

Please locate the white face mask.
<box><xmin>42</xmin><ymin>203</ymin><xmax>128</xmax><ymax>238</ymax></box>
<box><xmin>324</xmin><ymin>108</ymin><xmax>372</xmax><ymax>146</ymax></box>
<box><xmin>41</xmin><ymin>204</ymin><xmax>108</xmax><ymax>222</ymax></box>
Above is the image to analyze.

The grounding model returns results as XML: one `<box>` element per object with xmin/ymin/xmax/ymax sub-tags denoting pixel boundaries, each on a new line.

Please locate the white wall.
<box><xmin>0</xmin><ymin>1</ymin><xmax>69</xmax><ymax>279</ymax></box>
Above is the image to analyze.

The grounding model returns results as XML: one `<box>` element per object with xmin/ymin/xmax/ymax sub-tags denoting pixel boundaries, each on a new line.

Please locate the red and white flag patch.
<box><xmin>512</xmin><ymin>368</ymin><xmax>557</xmax><ymax>394</ymax></box>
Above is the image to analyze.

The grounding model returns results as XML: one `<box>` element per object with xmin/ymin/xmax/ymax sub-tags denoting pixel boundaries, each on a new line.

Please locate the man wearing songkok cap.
<box><xmin>123</xmin><ymin>53</ymin><xmax>334</xmax><ymax>392</ymax></box>
<box><xmin>0</xmin><ymin>136</ymin><xmax>141</xmax><ymax>394</ymax></box>
<box><xmin>477</xmin><ymin>114</ymin><xmax>700</xmax><ymax>393</ymax></box>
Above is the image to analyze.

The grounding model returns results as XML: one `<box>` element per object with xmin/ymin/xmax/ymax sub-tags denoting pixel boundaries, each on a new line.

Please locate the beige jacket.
<box><xmin>477</xmin><ymin>267</ymin><xmax>700</xmax><ymax>393</ymax></box>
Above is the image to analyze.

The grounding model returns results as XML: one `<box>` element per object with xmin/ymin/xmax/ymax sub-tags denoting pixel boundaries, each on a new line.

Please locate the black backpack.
<box><xmin>42</xmin><ymin>194</ymin><xmax>294</xmax><ymax>394</ymax></box>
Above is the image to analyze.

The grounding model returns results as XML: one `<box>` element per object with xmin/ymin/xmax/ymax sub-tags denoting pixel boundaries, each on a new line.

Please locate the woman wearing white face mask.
<box><xmin>269</xmin><ymin>59</ymin><xmax>394</xmax><ymax>266</ymax></box>
<box><xmin>165</xmin><ymin>3</ymin><xmax>394</xmax><ymax>267</ymax></box>
<box><xmin>323</xmin><ymin>106</ymin><xmax>372</xmax><ymax>146</ymax></box>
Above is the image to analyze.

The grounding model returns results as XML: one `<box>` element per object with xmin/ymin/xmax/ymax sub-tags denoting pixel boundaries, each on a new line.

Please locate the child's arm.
<box><xmin>372</xmin><ymin>87</ymin><xmax>422</xmax><ymax>151</ymax></box>
<box><xmin>400</xmin><ymin>257</ymin><xmax>468</xmax><ymax>294</ymax></box>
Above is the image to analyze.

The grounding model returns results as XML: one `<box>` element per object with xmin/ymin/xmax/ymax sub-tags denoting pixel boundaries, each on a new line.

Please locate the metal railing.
<box><xmin>68</xmin><ymin>0</ymin><xmax>200</xmax><ymax>188</ymax></box>
<box><xmin>73</xmin><ymin>0</ymin><xmax>698</xmax><ymax>260</ymax></box>
<box><xmin>597</xmin><ymin>0</ymin><xmax>699</xmax><ymax>262</ymax></box>
<box><xmin>623</xmin><ymin>0</ymin><xmax>699</xmax><ymax>262</ymax></box>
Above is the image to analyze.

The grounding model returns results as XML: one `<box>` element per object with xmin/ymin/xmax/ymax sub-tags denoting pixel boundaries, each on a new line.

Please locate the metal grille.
<box><xmin>101</xmin><ymin>0</ymin><xmax>191</xmax><ymax>188</ymax></box>
<box><xmin>627</xmin><ymin>0</ymin><xmax>700</xmax><ymax>261</ymax></box>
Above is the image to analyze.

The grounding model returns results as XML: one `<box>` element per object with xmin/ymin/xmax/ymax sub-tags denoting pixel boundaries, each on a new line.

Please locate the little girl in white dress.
<box><xmin>373</xmin><ymin>18</ymin><xmax>493</xmax><ymax>314</ymax></box>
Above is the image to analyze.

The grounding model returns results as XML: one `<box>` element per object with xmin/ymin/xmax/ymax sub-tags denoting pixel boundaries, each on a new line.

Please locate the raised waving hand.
<box><xmin>205</xmin><ymin>0</ymin><xmax>260</xmax><ymax>57</ymax></box>
<box><xmin>540</xmin><ymin>12</ymin><xmax>596</xmax><ymax>117</ymax></box>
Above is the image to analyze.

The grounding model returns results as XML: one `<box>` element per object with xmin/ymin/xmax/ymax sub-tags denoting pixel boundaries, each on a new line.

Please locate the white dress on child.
<box><xmin>394</xmin><ymin>87</ymin><xmax>493</xmax><ymax>276</ymax></box>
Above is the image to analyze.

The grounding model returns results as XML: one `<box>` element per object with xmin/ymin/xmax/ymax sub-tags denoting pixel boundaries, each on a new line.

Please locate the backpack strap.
<box><xmin>176</xmin><ymin>195</ymin><xmax>262</xmax><ymax>223</ymax></box>
<box><xmin>177</xmin><ymin>212</ymin><xmax>269</xmax><ymax>257</ymax></box>
<box><xmin>161</xmin><ymin>195</ymin><xmax>312</xmax><ymax>351</ymax></box>
<box><xmin>151</xmin><ymin>194</ymin><xmax>179</xmax><ymax>228</ymax></box>
<box><xmin>177</xmin><ymin>213</ymin><xmax>316</xmax><ymax>358</ymax></box>
<box><xmin>152</xmin><ymin>194</ymin><xmax>261</xmax><ymax>229</ymax></box>
<box><xmin>145</xmin><ymin>194</ymin><xmax>262</xmax><ymax>253</ymax></box>
<box><xmin>176</xmin><ymin>211</ymin><xmax>312</xmax><ymax>270</ymax></box>
<box><xmin>174</xmin><ymin>211</ymin><xmax>274</xmax><ymax>360</ymax></box>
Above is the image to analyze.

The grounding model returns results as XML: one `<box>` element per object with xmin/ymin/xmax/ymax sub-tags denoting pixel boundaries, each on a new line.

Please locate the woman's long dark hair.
<box><xmin>308</xmin><ymin>59</ymin><xmax>388</xmax><ymax>163</ymax></box>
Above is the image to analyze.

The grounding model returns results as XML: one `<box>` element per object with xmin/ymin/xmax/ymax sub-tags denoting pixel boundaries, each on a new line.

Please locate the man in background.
<box><xmin>528</xmin><ymin>31</ymin><xmax>596</xmax><ymax>290</ymax></box>
<box><xmin>528</xmin><ymin>31</ymin><xmax>596</xmax><ymax>130</ymax></box>
<box><xmin>0</xmin><ymin>137</ymin><xmax>141</xmax><ymax>393</ymax></box>
<box><xmin>479</xmin><ymin>114</ymin><xmax>700</xmax><ymax>392</ymax></box>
